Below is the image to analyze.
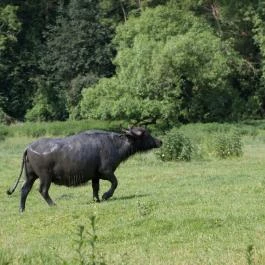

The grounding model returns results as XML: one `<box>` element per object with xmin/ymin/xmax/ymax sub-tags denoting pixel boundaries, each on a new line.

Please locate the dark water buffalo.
<box><xmin>7</xmin><ymin>127</ymin><xmax>162</xmax><ymax>212</ymax></box>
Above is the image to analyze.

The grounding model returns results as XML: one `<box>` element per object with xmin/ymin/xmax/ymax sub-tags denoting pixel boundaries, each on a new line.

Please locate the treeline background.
<box><xmin>1</xmin><ymin>0</ymin><xmax>265</xmax><ymax>125</ymax></box>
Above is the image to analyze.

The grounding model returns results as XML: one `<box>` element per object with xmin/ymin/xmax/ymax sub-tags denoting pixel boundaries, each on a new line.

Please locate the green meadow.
<box><xmin>1</xmin><ymin>121</ymin><xmax>265</xmax><ymax>264</ymax></box>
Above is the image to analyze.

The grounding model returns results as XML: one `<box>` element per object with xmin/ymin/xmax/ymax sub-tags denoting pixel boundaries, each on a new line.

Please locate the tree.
<box><xmin>0</xmin><ymin>1</ymin><xmax>60</xmax><ymax>120</ymax></box>
<box><xmin>180</xmin><ymin>0</ymin><xmax>264</xmax><ymax>117</ymax></box>
<box><xmin>0</xmin><ymin>5</ymin><xmax>20</xmax><ymax>51</ymax></box>
<box><xmin>80</xmin><ymin>2</ymin><xmax>246</xmax><ymax>123</ymax></box>
<box><xmin>99</xmin><ymin>0</ymin><xmax>170</xmax><ymax>25</ymax></box>
<box><xmin>26</xmin><ymin>0</ymin><xmax>115</xmax><ymax>121</ymax></box>
<box><xmin>1</xmin><ymin>0</ymin><xmax>265</xmax><ymax>122</ymax></box>
<box><xmin>0</xmin><ymin>4</ymin><xmax>21</xmax><ymax>118</ymax></box>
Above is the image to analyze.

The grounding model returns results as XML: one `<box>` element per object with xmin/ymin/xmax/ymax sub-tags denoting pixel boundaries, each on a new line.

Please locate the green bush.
<box><xmin>214</xmin><ymin>132</ymin><xmax>243</xmax><ymax>158</ymax></box>
<box><xmin>158</xmin><ymin>129</ymin><xmax>193</xmax><ymax>161</ymax></box>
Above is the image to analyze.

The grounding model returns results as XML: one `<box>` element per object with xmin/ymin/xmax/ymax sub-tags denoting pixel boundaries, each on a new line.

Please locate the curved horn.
<box><xmin>131</xmin><ymin>127</ymin><xmax>144</xmax><ymax>136</ymax></box>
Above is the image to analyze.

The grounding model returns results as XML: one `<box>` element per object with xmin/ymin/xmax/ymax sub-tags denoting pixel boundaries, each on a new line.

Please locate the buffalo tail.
<box><xmin>6</xmin><ymin>150</ymin><xmax>27</xmax><ymax>195</ymax></box>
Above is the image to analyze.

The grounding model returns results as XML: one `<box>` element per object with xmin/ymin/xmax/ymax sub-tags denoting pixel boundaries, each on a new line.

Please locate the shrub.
<box><xmin>26</xmin><ymin>127</ymin><xmax>47</xmax><ymax>138</ymax></box>
<box><xmin>214</xmin><ymin>132</ymin><xmax>243</xmax><ymax>158</ymax></box>
<box><xmin>158</xmin><ymin>128</ymin><xmax>193</xmax><ymax>161</ymax></box>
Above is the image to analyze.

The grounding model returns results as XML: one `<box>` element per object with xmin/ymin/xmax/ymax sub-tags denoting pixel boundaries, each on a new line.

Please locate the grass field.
<box><xmin>1</xmin><ymin>121</ymin><xmax>265</xmax><ymax>264</ymax></box>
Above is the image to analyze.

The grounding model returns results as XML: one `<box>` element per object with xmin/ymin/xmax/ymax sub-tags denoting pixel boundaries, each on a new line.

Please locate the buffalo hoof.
<box><xmin>102</xmin><ymin>193</ymin><xmax>111</xmax><ymax>201</ymax></box>
<box><xmin>93</xmin><ymin>197</ymin><xmax>100</xmax><ymax>203</ymax></box>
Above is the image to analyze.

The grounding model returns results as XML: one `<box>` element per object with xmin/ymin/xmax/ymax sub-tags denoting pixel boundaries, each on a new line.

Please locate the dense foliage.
<box><xmin>1</xmin><ymin>0</ymin><xmax>265</xmax><ymax>123</ymax></box>
<box><xmin>158</xmin><ymin>129</ymin><xmax>193</xmax><ymax>161</ymax></box>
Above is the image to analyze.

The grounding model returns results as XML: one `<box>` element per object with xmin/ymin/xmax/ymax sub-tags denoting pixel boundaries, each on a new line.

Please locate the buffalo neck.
<box><xmin>115</xmin><ymin>135</ymin><xmax>139</xmax><ymax>162</ymax></box>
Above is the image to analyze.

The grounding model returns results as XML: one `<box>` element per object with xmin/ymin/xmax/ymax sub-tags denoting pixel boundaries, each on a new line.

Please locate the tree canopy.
<box><xmin>1</xmin><ymin>0</ymin><xmax>265</xmax><ymax>124</ymax></box>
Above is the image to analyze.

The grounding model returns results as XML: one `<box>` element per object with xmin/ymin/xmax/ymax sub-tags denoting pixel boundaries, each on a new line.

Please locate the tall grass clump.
<box><xmin>158</xmin><ymin>128</ymin><xmax>193</xmax><ymax>161</ymax></box>
<box><xmin>0</xmin><ymin>126</ymin><xmax>9</xmax><ymax>141</ymax></box>
<box><xmin>246</xmin><ymin>245</ymin><xmax>255</xmax><ymax>265</ymax></box>
<box><xmin>214</xmin><ymin>132</ymin><xmax>243</xmax><ymax>158</ymax></box>
<box><xmin>0</xmin><ymin>249</ymin><xmax>13</xmax><ymax>265</ymax></box>
<box><xmin>6</xmin><ymin>119</ymin><xmax>124</xmax><ymax>138</ymax></box>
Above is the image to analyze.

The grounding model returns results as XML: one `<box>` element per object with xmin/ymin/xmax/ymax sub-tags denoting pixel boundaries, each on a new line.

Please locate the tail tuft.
<box><xmin>6</xmin><ymin>189</ymin><xmax>13</xmax><ymax>195</ymax></box>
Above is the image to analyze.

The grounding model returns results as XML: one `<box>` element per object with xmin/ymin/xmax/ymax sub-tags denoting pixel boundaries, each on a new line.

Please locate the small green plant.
<box><xmin>73</xmin><ymin>215</ymin><xmax>106</xmax><ymax>265</ymax></box>
<box><xmin>137</xmin><ymin>200</ymin><xmax>153</xmax><ymax>217</ymax></box>
<box><xmin>246</xmin><ymin>244</ymin><xmax>255</xmax><ymax>265</ymax></box>
<box><xmin>8</xmin><ymin>216</ymin><xmax>107</xmax><ymax>265</ymax></box>
<box><xmin>158</xmin><ymin>129</ymin><xmax>193</xmax><ymax>161</ymax></box>
<box><xmin>214</xmin><ymin>132</ymin><xmax>243</xmax><ymax>159</ymax></box>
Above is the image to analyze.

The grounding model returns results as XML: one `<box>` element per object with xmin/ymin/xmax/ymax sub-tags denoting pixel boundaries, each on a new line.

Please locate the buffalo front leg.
<box><xmin>92</xmin><ymin>178</ymin><xmax>100</xmax><ymax>202</ymax></box>
<box><xmin>101</xmin><ymin>173</ymin><xmax>118</xmax><ymax>201</ymax></box>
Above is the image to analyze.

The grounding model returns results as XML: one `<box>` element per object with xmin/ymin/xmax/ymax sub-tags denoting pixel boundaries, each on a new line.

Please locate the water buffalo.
<box><xmin>7</xmin><ymin>127</ymin><xmax>162</xmax><ymax>212</ymax></box>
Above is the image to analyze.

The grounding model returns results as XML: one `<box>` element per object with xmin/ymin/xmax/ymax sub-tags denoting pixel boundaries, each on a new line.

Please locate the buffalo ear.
<box><xmin>122</xmin><ymin>128</ymin><xmax>134</xmax><ymax>137</ymax></box>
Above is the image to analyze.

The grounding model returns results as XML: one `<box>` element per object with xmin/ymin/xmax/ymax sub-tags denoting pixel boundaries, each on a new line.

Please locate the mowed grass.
<box><xmin>1</xmin><ymin>128</ymin><xmax>265</xmax><ymax>264</ymax></box>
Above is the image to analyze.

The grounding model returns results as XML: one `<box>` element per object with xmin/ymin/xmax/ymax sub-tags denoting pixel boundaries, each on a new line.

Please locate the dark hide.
<box><xmin>7</xmin><ymin>127</ymin><xmax>162</xmax><ymax>212</ymax></box>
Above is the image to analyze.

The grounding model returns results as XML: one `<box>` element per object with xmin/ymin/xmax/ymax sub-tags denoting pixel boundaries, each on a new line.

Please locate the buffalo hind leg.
<box><xmin>101</xmin><ymin>173</ymin><xmax>118</xmax><ymax>201</ymax></box>
<box><xmin>39</xmin><ymin>176</ymin><xmax>56</xmax><ymax>207</ymax></box>
<box><xmin>92</xmin><ymin>178</ymin><xmax>100</xmax><ymax>202</ymax></box>
<box><xmin>20</xmin><ymin>174</ymin><xmax>37</xmax><ymax>212</ymax></box>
